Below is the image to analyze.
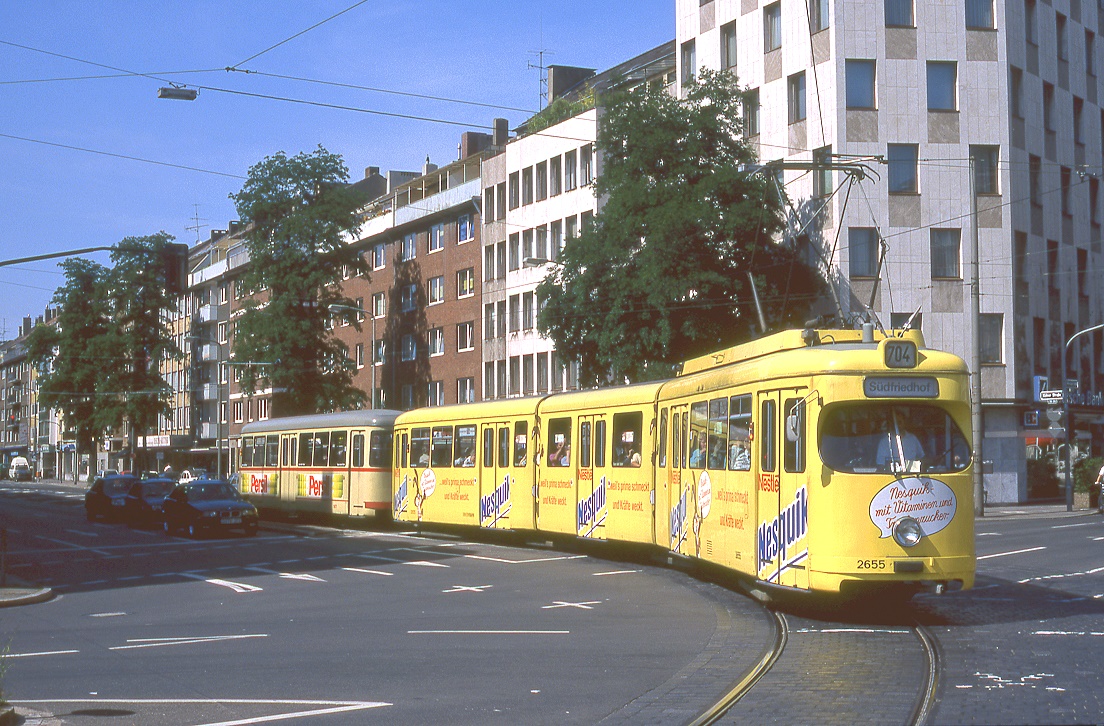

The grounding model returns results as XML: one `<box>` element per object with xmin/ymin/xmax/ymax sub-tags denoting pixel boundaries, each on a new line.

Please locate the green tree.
<box><xmin>537</xmin><ymin>70</ymin><xmax>828</xmax><ymax>384</ymax></box>
<box><xmin>26</xmin><ymin>258</ymin><xmax>113</xmax><ymax>482</ymax></box>
<box><xmin>99</xmin><ymin>234</ymin><xmax>183</xmax><ymax>471</ymax></box>
<box><xmin>231</xmin><ymin>146</ymin><xmax>367</xmax><ymax>415</ymax></box>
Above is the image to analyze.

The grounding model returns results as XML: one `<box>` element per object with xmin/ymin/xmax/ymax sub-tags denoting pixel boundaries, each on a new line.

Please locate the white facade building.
<box><xmin>677</xmin><ymin>0</ymin><xmax>1104</xmax><ymax>503</ymax></box>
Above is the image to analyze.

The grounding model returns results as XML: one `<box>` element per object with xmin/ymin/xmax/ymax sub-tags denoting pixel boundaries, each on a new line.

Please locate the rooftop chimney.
<box><xmin>493</xmin><ymin>118</ymin><xmax>509</xmax><ymax>147</ymax></box>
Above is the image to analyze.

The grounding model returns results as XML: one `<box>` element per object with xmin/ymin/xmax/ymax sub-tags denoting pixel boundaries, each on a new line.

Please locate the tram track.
<box><xmin>691</xmin><ymin>605</ymin><xmax>943</xmax><ymax>726</ymax></box>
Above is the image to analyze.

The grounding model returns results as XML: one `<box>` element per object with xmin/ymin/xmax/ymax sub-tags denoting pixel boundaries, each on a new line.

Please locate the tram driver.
<box><xmin>874</xmin><ymin>411</ymin><xmax>925</xmax><ymax>472</ymax></box>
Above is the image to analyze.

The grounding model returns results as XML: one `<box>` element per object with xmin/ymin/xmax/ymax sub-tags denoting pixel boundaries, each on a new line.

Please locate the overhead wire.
<box><xmin>230</xmin><ymin>0</ymin><xmax>374</xmax><ymax>70</ymax></box>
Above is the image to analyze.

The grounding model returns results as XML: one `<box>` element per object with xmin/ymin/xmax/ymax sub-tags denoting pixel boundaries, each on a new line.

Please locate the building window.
<box><xmin>356</xmin><ymin>343</ymin><xmax>365</xmax><ymax>368</ymax></box>
<box><xmin>372</xmin><ymin>292</ymin><xmax>386</xmax><ymax>318</ymax></box>
<box><xmin>457</xmin><ymin>322</ymin><xmax>474</xmax><ymax>351</ymax></box>
<box><xmin>374</xmin><ymin>338</ymin><xmax>385</xmax><ymax>365</ymax></box>
<box><xmin>508</xmin><ymin>172</ymin><xmax>520</xmax><ymax>209</ymax></box>
<box><xmin>496</xmin><ymin>182</ymin><xmax>507</xmax><ymax>219</ymax></box>
<box><xmin>523</xmin><ymin>292</ymin><xmax>536</xmax><ymax>331</ymax></box>
<box><xmin>401</xmin><ymin>334</ymin><xmax>416</xmax><ymax>362</ymax></box>
<box><xmin>813</xmin><ymin>146</ymin><xmax>833</xmax><ymax>198</ymax></box>
<box><xmin>372</xmin><ymin>243</ymin><xmax>386</xmax><ymax>270</ymax></box>
<box><xmin>887</xmin><ymin>144</ymin><xmax>919</xmax><ymax>193</ymax></box>
<box><xmin>565</xmin><ymin>214</ymin><xmax>578</xmax><ymax>242</ymax></box>
<box><xmin>810</xmin><ymin>0</ymin><xmax>829</xmax><ymax>31</ymax></box>
<box><xmin>845</xmin><ymin>60</ymin><xmax>876</xmax><ymax>109</ymax></box>
<box><xmin>564</xmin><ymin>149</ymin><xmax>577</xmax><ymax>191</ymax></box>
<box><xmin>483</xmin><ymin>188</ymin><xmax>495</xmax><ymax>224</ymax></box>
<box><xmin>971</xmin><ymin>145</ymin><xmax>999</xmax><ymax>195</ymax></box>
<box><xmin>930</xmin><ymin>229</ymin><xmax>961</xmax><ymax>279</ymax></box>
<box><xmin>401</xmin><ymin>232</ymin><xmax>417</xmax><ymax>261</ymax></box>
<box><xmin>457</xmin><ymin>268</ymin><xmax>475</xmax><ymax>298</ymax></box>
<box><xmin>1029</xmin><ymin>155</ymin><xmax>1042</xmax><ymax>206</ymax></box>
<box><xmin>233</xmin><ymin>400</ymin><xmax>244</xmax><ymax>423</ymax></box>
<box><xmin>550</xmin><ymin>220</ymin><xmax>563</xmax><ymax>261</ymax></box>
<box><xmin>979</xmin><ymin>314</ymin><xmax>1003</xmax><ymax>364</ymax></box>
<box><xmin>1010</xmin><ymin>67</ymin><xmax>1023</xmax><ymax>118</ymax></box>
<box><xmin>926</xmin><ymin>62</ymin><xmax>957</xmax><ymax>111</ymax></box>
<box><xmin>522</xmin><ymin>166</ymin><xmax>534</xmax><ymax>205</ymax></box>
<box><xmin>428</xmin><ymin>276</ymin><xmax>445</xmax><ymax>305</ymax></box>
<box><xmin>1091</xmin><ymin>177</ymin><xmax>1100</xmax><ymax>225</ymax></box>
<box><xmin>764</xmin><ymin>3</ymin><xmax>782</xmax><ymax>52</ymax></box>
<box><xmin>1025</xmin><ymin>0</ymin><xmax>1036</xmax><ymax>45</ymax></box>
<box><xmin>535</xmin><ymin>161</ymin><xmax>547</xmax><ymax>201</ymax></box>
<box><xmin>849</xmin><ymin>227</ymin><xmax>880</xmax><ymax>278</ymax></box>
<box><xmin>1043</xmin><ymin>83</ymin><xmax>1054</xmax><ymax>131</ymax></box>
<box><xmin>401</xmin><ymin>284</ymin><xmax>417</xmax><ymax>312</ymax></box>
<box><xmin>484</xmin><ymin>304</ymin><xmax>497</xmax><ymax>340</ymax></box>
<box><xmin>458</xmin><ymin>377</ymin><xmax>475</xmax><ymax>404</ymax></box>
<box><xmin>401</xmin><ymin>384</ymin><xmax>413</xmax><ymax>410</ymax></box>
<box><xmin>1087</xmin><ymin>30</ymin><xmax>1096</xmax><ymax>76</ymax></box>
<box><xmin>885</xmin><ymin>0</ymin><xmax>913</xmax><ymax>27</ymax></box>
<box><xmin>509</xmin><ymin>233</ymin><xmax>520</xmax><ymax>271</ymax></box>
<box><xmin>1056</xmin><ymin>13</ymin><xmax>1068</xmax><ymax>61</ymax></box>
<box><xmin>787</xmin><ymin>72</ymin><xmax>807</xmax><ymax>123</ymax></box>
<box><xmin>1074</xmin><ymin>97</ymin><xmax>1085</xmax><ymax>144</ymax></box>
<box><xmin>458</xmin><ymin>214</ymin><xmax>473</xmax><ymax>242</ymax></box>
<box><xmin>508</xmin><ymin>294</ymin><xmax>520</xmax><ymax>333</ymax></box>
<box><xmin>965</xmin><ymin>0</ymin><xmax>993</xmax><ymax>29</ymax></box>
<box><xmin>1061</xmin><ymin>167</ymin><xmax>1072</xmax><ymax>217</ymax></box>
<box><xmin>429</xmin><ymin>223</ymin><xmax>444</xmax><ymax>252</ymax></box>
<box><xmin>496</xmin><ymin>300</ymin><xmax>506</xmax><ymax>337</ymax></box>
<box><xmin>721</xmin><ymin>21</ymin><xmax>737</xmax><ymax>69</ymax></box>
<box><xmin>523</xmin><ymin>228</ymin><xmax>534</xmax><ymax>260</ymax></box>
<box><xmin>428</xmin><ymin>328</ymin><xmax>444</xmax><ymax>357</ymax></box>
<box><xmin>580</xmin><ymin>144</ymin><xmax>593</xmax><ymax>186</ymax></box>
<box><xmin>549</xmin><ymin>155</ymin><xmax>562</xmax><ymax>196</ymax></box>
<box><xmin>744</xmin><ymin>88</ymin><xmax>760</xmax><ymax>137</ymax></box>
<box><xmin>681</xmin><ymin>38</ymin><xmax>696</xmax><ymax>85</ymax></box>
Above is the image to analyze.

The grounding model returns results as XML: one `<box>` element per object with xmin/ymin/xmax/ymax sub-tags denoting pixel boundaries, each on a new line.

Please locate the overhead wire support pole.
<box><xmin>969</xmin><ymin>155</ymin><xmax>984</xmax><ymax>517</ymax></box>
<box><xmin>0</xmin><ymin>246</ymin><xmax>115</xmax><ymax>268</ymax></box>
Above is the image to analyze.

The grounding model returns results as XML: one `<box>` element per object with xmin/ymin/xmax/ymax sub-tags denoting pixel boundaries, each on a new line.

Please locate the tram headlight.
<box><xmin>892</xmin><ymin>517</ymin><xmax>924</xmax><ymax>548</ymax></box>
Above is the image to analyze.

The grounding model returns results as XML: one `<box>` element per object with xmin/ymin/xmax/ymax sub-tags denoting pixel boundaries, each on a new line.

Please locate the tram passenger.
<box><xmin>549</xmin><ymin>440</ymin><xmax>568</xmax><ymax>467</ymax></box>
<box><xmin>627</xmin><ymin>448</ymin><xmax>641</xmax><ymax>467</ymax></box>
<box><xmin>689</xmin><ymin>433</ymin><xmax>707</xmax><ymax>468</ymax></box>
<box><xmin>729</xmin><ymin>440</ymin><xmax>751</xmax><ymax>471</ymax></box>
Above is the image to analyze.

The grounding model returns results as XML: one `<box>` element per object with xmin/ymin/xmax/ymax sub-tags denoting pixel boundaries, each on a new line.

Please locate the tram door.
<box><xmin>575</xmin><ymin>415</ymin><xmax>606</xmax><ymax>540</ymax></box>
<box><xmin>755</xmin><ymin>390</ymin><xmax>810</xmax><ymax>589</ymax></box>
<box><xmin>667</xmin><ymin>404</ymin><xmax>692</xmax><ymax>556</ymax></box>
<box><xmin>278</xmin><ymin>433</ymin><xmax>297</xmax><ymax>505</ymax></box>
<box><xmin>479</xmin><ymin>423</ymin><xmax>509</xmax><ymax>529</ymax></box>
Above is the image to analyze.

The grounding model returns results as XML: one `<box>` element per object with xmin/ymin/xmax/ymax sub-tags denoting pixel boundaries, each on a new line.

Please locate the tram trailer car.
<box><xmin>239</xmin><ymin>410</ymin><xmax>400</xmax><ymax>518</ymax></box>
<box><xmin>394</xmin><ymin>327</ymin><xmax>975</xmax><ymax>598</ymax></box>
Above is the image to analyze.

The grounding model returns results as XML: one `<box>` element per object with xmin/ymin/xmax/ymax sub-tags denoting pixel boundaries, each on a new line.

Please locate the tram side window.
<box><xmin>313</xmin><ymin>432</ymin><xmax>330</xmax><ymax>467</ymax></box>
<box><xmin>579</xmin><ymin>421</ymin><xmax>592</xmax><ymax>468</ymax></box>
<box><xmin>658</xmin><ymin>409</ymin><xmax>668</xmax><ymax>468</ymax></box>
<box><xmin>595</xmin><ymin>420</ymin><xmax>607</xmax><ymax>467</ymax></box>
<box><xmin>514</xmin><ymin>422</ymin><xmax>528</xmax><ymax>467</ymax></box>
<box><xmin>411</xmin><ymin>428</ymin><xmax>431</xmax><ymax>467</ymax></box>
<box><xmin>288</xmin><ymin>437</ymin><xmax>297</xmax><ymax>468</ymax></box>
<box><xmin>298</xmin><ymin>433</ymin><xmax>313</xmax><ymax>467</ymax></box>
<box><xmin>728</xmin><ymin>395</ymin><xmax>752</xmax><ymax>471</ymax></box>
<box><xmin>689</xmin><ymin>402</ymin><xmax>708</xmax><ymax>468</ymax></box>
<box><xmin>455</xmin><ymin>425</ymin><xmax>476</xmax><ymax>466</ymax></box>
<box><xmin>708</xmin><ymin>398</ymin><xmax>728</xmax><ymax>470</ymax></box>
<box><xmin>783</xmin><ymin>399</ymin><xmax>806</xmax><ymax>473</ymax></box>
<box><xmin>369</xmin><ymin>431</ymin><xmax>392</xmax><ymax>468</ymax></box>
<box><xmin>672</xmin><ymin>411</ymin><xmax>682</xmax><ymax>469</ymax></box>
<box><xmin>329</xmin><ymin>431</ymin><xmax>348</xmax><ymax>467</ymax></box>
<box><xmin>431</xmin><ymin>426</ymin><xmax>454</xmax><ymax>467</ymax></box>
<box><xmin>281</xmin><ymin>437</ymin><xmax>289</xmax><ymax>467</ymax></box>
<box><xmin>498</xmin><ymin>426</ymin><xmax>510</xmax><ymax>468</ymax></box>
<box><xmin>352</xmin><ymin>434</ymin><xmax>364</xmax><ymax>468</ymax></box>
<box><xmin>241</xmin><ymin>437</ymin><xmax>254</xmax><ymax>468</ymax></box>
<box><xmin>267</xmin><ymin>436</ymin><xmax>279</xmax><ymax>467</ymax></box>
<box><xmin>613</xmin><ymin>412</ymin><xmax>643</xmax><ymax>467</ymax></box>
<box><xmin>253</xmin><ymin>436</ymin><xmax>266</xmax><ymax>470</ymax></box>
<box><xmin>761</xmin><ymin>400</ymin><xmax>777</xmax><ymax>472</ymax></box>
<box><xmin>547</xmin><ymin>418</ymin><xmax>571</xmax><ymax>466</ymax></box>
<box><xmin>483</xmin><ymin>428</ymin><xmax>494</xmax><ymax>468</ymax></box>
<box><xmin>399</xmin><ymin>433</ymin><xmax>408</xmax><ymax>469</ymax></box>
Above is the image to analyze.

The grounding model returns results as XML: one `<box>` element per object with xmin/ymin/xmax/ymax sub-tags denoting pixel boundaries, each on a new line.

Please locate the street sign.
<box><xmin>1046</xmin><ymin>408</ymin><xmax>1063</xmax><ymax>423</ymax></box>
<box><xmin>1040</xmin><ymin>389</ymin><xmax>1064</xmax><ymax>402</ymax></box>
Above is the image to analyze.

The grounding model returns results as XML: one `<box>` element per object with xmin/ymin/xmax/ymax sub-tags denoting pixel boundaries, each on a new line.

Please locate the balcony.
<box><xmin>198</xmin><ymin>344</ymin><xmax>220</xmax><ymax>363</ymax></box>
<box><xmin>197</xmin><ymin>383</ymin><xmax>219</xmax><ymax>401</ymax></box>
<box><xmin>195</xmin><ymin>304</ymin><xmax>224</xmax><ymax>324</ymax></box>
<box><xmin>198</xmin><ymin>422</ymin><xmax>219</xmax><ymax>440</ymax></box>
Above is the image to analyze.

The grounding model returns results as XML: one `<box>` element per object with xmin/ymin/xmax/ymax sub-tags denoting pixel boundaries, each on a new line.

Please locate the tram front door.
<box><xmin>479</xmin><ymin>422</ymin><xmax>511</xmax><ymax>529</ymax></box>
<box><xmin>755</xmin><ymin>389</ymin><xmax>810</xmax><ymax>590</ymax></box>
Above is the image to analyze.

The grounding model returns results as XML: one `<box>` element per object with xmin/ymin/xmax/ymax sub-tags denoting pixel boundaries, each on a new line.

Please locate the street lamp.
<box><xmin>1061</xmin><ymin>322</ymin><xmax>1104</xmax><ymax>511</ymax></box>
<box><xmin>329</xmin><ymin>304</ymin><xmax>378</xmax><ymax>408</ymax></box>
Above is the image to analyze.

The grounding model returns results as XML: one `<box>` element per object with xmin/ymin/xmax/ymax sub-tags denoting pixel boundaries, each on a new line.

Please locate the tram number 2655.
<box><xmin>856</xmin><ymin>559</ymin><xmax>886</xmax><ymax>570</ymax></box>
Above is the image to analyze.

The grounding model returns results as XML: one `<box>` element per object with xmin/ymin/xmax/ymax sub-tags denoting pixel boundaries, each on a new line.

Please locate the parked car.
<box><xmin>96</xmin><ymin>469</ymin><xmax>119</xmax><ymax>479</ymax></box>
<box><xmin>162</xmin><ymin>480</ymin><xmax>259</xmax><ymax>538</ymax></box>
<box><xmin>122</xmin><ymin>478</ymin><xmax>176</xmax><ymax>527</ymax></box>
<box><xmin>176</xmin><ymin>467</ymin><xmax>208</xmax><ymax>484</ymax></box>
<box><xmin>9</xmin><ymin>456</ymin><xmax>32</xmax><ymax>481</ymax></box>
<box><xmin>85</xmin><ymin>475</ymin><xmax>140</xmax><ymax>521</ymax></box>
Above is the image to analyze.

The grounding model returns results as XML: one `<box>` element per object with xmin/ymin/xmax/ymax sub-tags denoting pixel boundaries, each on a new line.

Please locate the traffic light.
<box><xmin>161</xmin><ymin>243</ymin><xmax>190</xmax><ymax>295</ymax></box>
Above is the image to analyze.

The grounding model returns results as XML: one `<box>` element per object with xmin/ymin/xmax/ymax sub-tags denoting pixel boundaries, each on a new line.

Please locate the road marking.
<box><xmin>407</xmin><ymin>560</ymin><xmax>450</xmax><ymax>568</ymax></box>
<box><xmin>32</xmin><ymin>536</ymin><xmax>110</xmax><ymax>555</ymax></box>
<box><xmin>341</xmin><ymin>567</ymin><xmax>393</xmax><ymax>576</ymax></box>
<box><xmin>792</xmin><ymin>627</ymin><xmax>911</xmax><ymax>634</ymax></box>
<box><xmin>1093</xmin><ymin>536</ymin><xmax>1104</xmax><ymax>541</ymax></box>
<box><xmin>977</xmin><ymin>532</ymin><xmax>1001</xmax><ymax>536</ymax></box>
<box><xmin>117</xmin><ymin>576</ymin><xmax>144</xmax><ymax>581</ymax></box>
<box><xmin>63</xmin><ymin>529</ymin><xmax>99</xmax><ymax>537</ymax></box>
<box><xmin>593</xmin><ymin>569</ymin><xmax>639</xmax><ymax>576</ymax></box>
<box><xmin>5</xmin><ymin>649</ymin><xmax>80</xmax><ymax>658</ymax></box>
<box><xmin>109</xmin><ymin>634</ymin><xmax>268</xmax><ymax>651</ymax></box>
<box><xmin>465</xmin><ymin>554</ymin><xmax>587</xmax><ymax>564</ymax></box>
<box><xmin>1033</xmin><ymin>630</ymin><xmax>1104</xmax><ymax>636</ymax></box>
<box><xmin>542</xmin><ymin>600</ymin><xmax>601</xmax><ymax>610</ymax></box>
<box><xmin>442</xmin><ymin>584</ymin><xmax>492</xmax><ymax>593</ymax></box>
<box><xmin>6</xmin><ymin>699</ymin><xmax>390</xmax><ymax>725</ymax></box>
<box><xmin>408</xmin><ymin>630</ymin><xmax>568</xmax><ymax>635</ymax></box>
<box><xmin>245</xmin><ymin>566</ymin><xmax>326</xmax><ymax>582</ymax></box>
<box><xmin>181</xmin><ymin>574</ymin><xmax>262</xmax><ymax>593</ymax></box>
<box><xmin>977</xmin><ymin>546</ymin><xmax>1047</xmax><ymax>560</ymax></box>
<box><xmin>1052</xmin><ymin>522</ymin><xmax>1097</xmax><ymax>529</ymax></box>
<box><xmin>1018</xmin><ymin>565</ymin><xmax>1104</xmax><ymax>583</ymax></box>
<box><xmin>90</xmin><ymin>612</ymin><xmax>127</xmax><ymax>618</ymax></box>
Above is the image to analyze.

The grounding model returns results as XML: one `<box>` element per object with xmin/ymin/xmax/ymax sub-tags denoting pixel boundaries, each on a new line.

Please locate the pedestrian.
<box><xmin>1096</xmin><ymin>460</ymin><xmax>1104</xmax><ymax>513</ymax></box>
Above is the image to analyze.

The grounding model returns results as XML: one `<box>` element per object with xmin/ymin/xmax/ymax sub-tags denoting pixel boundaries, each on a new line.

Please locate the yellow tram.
<box><xmin>238</xmin><ymin>410</ymin><xmax>399</xmax><ymax>518</ymax></box>
<box><xmin>394</xmin><ymin>327</ymin><xmax>975</xmax><ymax>597</ymax></box>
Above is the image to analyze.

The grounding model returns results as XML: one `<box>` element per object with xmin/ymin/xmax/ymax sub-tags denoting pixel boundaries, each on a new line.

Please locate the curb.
<box><xmin>0</xmin><ymin>586</ymin><xmax>55</xmax><ymax>608</ymax></box>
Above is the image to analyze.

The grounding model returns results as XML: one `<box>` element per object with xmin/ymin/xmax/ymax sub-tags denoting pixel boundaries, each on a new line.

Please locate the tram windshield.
<box><xmin>820</xmin><ymin>403</ymin><xmax>970</xmax><ymax>475</ymax></box>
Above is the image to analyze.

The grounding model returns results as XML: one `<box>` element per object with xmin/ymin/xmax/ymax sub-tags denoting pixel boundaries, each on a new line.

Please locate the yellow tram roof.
<box><xmin>536</xmin><ymin>380</ymin><xmax>666</xmax><ymax>414</ymax></box>
<box><xmin>395</xmin><ymin>397</ymin><xmax>545</xmax><ymax>427</ymax></box>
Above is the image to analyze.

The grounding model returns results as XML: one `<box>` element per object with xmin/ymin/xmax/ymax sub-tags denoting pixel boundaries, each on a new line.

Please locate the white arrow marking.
<box><xmin>406</xmin><ymin>560</ymin><xmax>450</xmax><ymax>568</ymax></box>
<box><xmin>181</xmin><ymin>574</ymin><xmax>262</xmax><ymax>593</ymax></box>
<box><xmin>542</xmin><ymin>600</ymin><xmax>601</xmax><ymax>610</ymax></box>
<box><xmin>245</xmin><ymin>566</ymin><xmax>326</xmax><ymax>582</ymax></box>
<box><xmin>465</xmin><ymin>554</ymin><xmax>587</xmax><ymax>564</ymax></box>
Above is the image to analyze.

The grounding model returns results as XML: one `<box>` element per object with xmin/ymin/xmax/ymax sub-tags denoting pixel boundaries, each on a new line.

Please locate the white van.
<box><xmin>9</xmin><ymin>456</ymin><xmax>32</xmax><ymax>481</ymax></box>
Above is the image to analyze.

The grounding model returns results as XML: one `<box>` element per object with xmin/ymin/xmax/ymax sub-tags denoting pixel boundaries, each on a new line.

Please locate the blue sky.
<box><xmin>0</xmin><ymin>1</ymin><xmax>673</xmax><ymax>337</ymax></box>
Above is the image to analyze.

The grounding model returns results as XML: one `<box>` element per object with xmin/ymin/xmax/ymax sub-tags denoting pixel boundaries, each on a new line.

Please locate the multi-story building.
<box><xmin>1</xmin><ymin>318</ymin><xmax>34</xmax><ymax>475</ymax></box>
<box><xmin>481</xmin><ymin>42</ymin><xmax>676</xmax><ymax>400</ymax></box>
<box><xmin>676</xmin><ymin>0</ymin><xmax>1104</xmax><ymax>503</ymax></box>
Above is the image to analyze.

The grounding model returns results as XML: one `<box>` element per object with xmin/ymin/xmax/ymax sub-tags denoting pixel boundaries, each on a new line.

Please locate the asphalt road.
<box><xmin>0</xmin><ymin>481</ymin><xmax>773</xmax><ymax>725</ymax></box>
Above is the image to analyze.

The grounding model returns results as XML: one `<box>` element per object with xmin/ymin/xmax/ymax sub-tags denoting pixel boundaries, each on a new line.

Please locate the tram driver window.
<box><xmin>514</xmin><ymin>422</ymin><xmax>528</xmax><ymax>467</ymax></box>
<box><xmin>613</xmin><ymin>412</ymin><xmax>643</xmax><ymax>467</ymax></box>
<box><xmin>547</xmin><ymin>418</ymin><xmax>571</xmax><ymax>466</ymax></box>
<box><xmin>819</xmin><ymin>404</ymin><xmax>970</xmax><ymax>474</ymax></box>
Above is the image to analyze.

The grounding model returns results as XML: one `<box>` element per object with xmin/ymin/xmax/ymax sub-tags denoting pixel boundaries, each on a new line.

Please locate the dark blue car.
<box><xmin>85</xmin><ymin>475</ymin><xmax>139</xmax><ymax>521</ymax></box>
<box><xmin>123</xmin><ymin>478</ymin><xmax>176</xmax><ymax>527</ymax></box>
<box><xmin>162</xmin><ymin>480</ymin><xmax>259</xmax><ymax>538</ymax></box>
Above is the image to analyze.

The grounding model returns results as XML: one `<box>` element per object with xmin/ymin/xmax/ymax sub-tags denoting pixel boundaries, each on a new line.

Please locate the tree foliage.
<box><xmin>26</xmin><ymin>258</ymin><xmax>113</xmax><ymax>480</ymax></box>
<box><xmin>537</xmin><ymin>70</ymin><xmax>828</xmax><ymax>384</ymax></box>
<box><xmin>231</xmin><ymin>146</ymin><xmax>368</xmax><ymax>415</ymax></box>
